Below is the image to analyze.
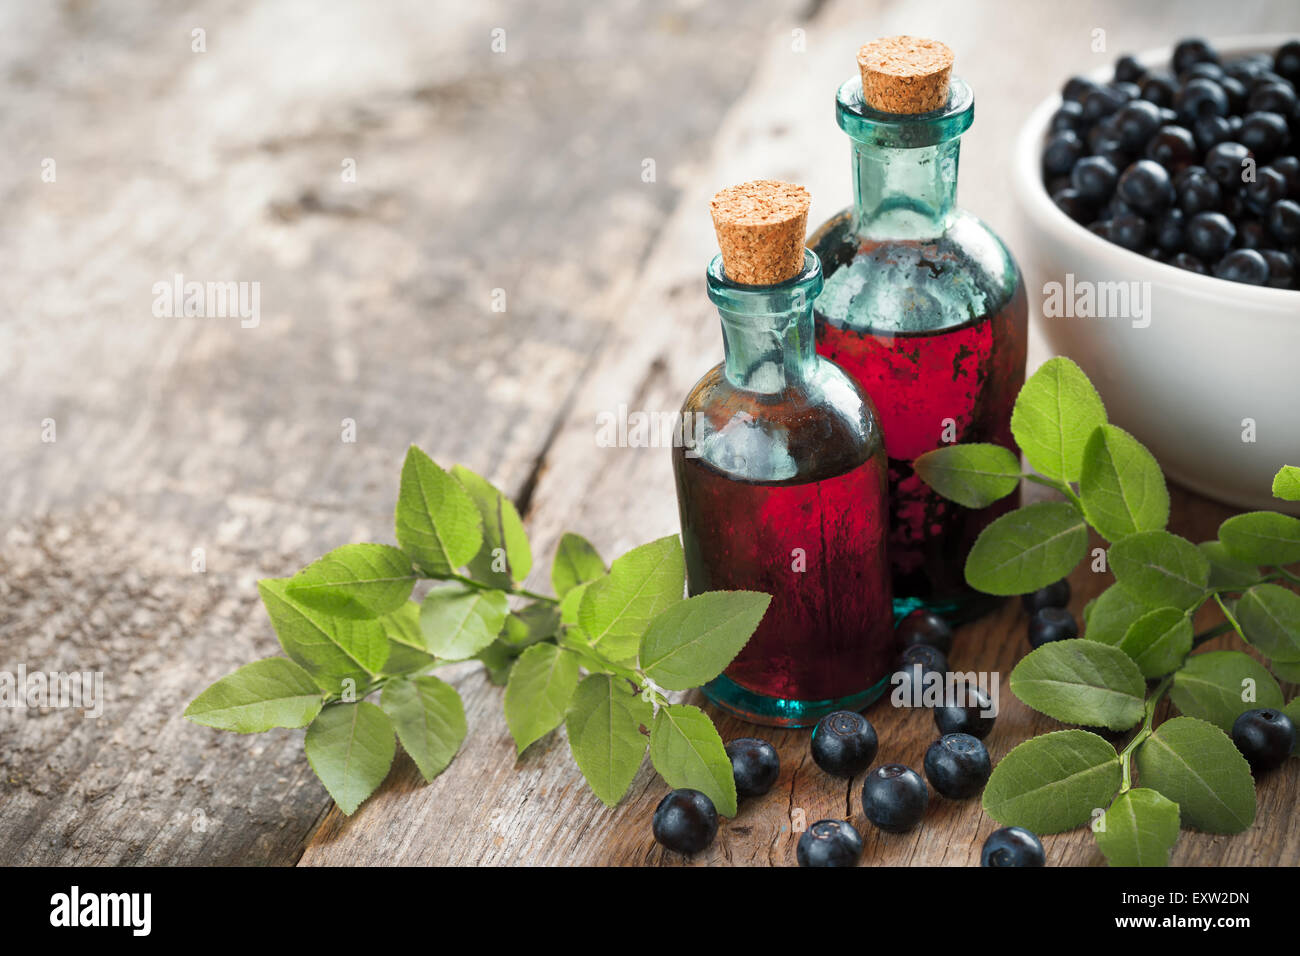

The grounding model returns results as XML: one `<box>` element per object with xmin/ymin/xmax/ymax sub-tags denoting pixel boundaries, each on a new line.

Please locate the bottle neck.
<box><xmin>852</xmin><ymin>138</ymin><xmax>961</xmax><ymax>240</ymax></box>
<box><xmin>708</xmin><ymin>251</ymin><xmax>822</xmax><ymax>394</ymax></box>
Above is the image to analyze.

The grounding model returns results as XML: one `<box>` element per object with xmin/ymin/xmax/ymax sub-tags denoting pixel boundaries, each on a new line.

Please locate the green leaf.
<box><xmin>1235</xmin><ymin>584</ymin><xmax>1300</xmax><ymax>663</ymax></box>
<box><xmin>964</xmin><ymin>501</ymin><xmax>1089</xmax><ymax>596</ymax></box>
<box><xmin>639</xmin><ymin>591</ymin><xmax>772</xmax><ymax>691</ymax></box>
<box><xmin>303</xmin><ymin>701</ymin><xmax>396</xmax><ymax>815</ymax></box>
<box><xmin>380</xmin><ymin>676</ymin><xmax>466</xmax><ymax>781</ymax></box>
<box><xmin>500</xmin><ymin>602</ymin><xmax>561</xmax><ymax>650</ymax></box>
<box><xmin>1078</xmin><ymin>425</ymin><xmax>1169</xmax><ymax>543</ymax></box>
<box><xmin>284</xmin><ymin>543</ymin><xmax>416</xmax><ymax>619</ymax></box>
<box><xmin>1273</xmin><ymin>465</ymin><xmax>1300</xmax><ymax>502</ymax></box>
<box><xmin>452</xmin><ymin>465</ymin><xmax>532</xmax><ymax>587</ymax></box>
<box><xmin>579</xmin><ymin>535</ymin><xmax>685</xmax><ymax>661</ymax></box>
<box><xmin>649</xmin><ymin>704</ymin><xmax>738</xmax><ymax>817</ymax></box>
<box><xmin>257</xmin><ymin>579</ymin><xmax>388</xmax><ymax>692</ymax></box>
<box><xmin>503</xmin><ymin>643</ymin><xmax>581</xmax><ymax>754</ymax></box>
<box><xmin>565</xmin><ymin>674</ymin><xmax>651</xmax><ymax>807</ymax></box>
<box><xmin>1284</xmin><ymin>699</ymin><xmax>1300</xmax><ymax>755</ymax></box>
<box><xmin>1009</xmin><ymin>639</ymin><xmax>1145</xmax><ymax>729</ymax></box>
<box><xmin>377</xmin><ymin>602</ymin><xmax>439</xmax><ymax>675</ymax></box>
<box><xmin>1169</xmin><ymin>650</ymin><xmax>1284</xmax><ymax>732</ymax></box>
<box><xmin>1082</xmin><ymin>584</ymin><xmax>1154</xmax><ymax>645</ymax></box>
<box><xmin>1108</xmin><ymin>531</ymin><xmax>1209</xmax><ymax>610</ymax></box>
<box><xmin>1218</xmin><ymin>511</ymin><xmax>1300</xmax><ymax>566</ymax></box>
<box><xmin>1272</xmin><ymin>658</ymin><xmax>1300</xmax><ymax>682</ymax></box>
<box><xmin>394</xmin><ymin>446</ymin><xmax>483</xmax><ymax>576</ymax></box>
<box><xmin>551</xmin><ymin>532</ymin><xmax>606</xmax><ymax>598</ymax></box>
<box><xmin>184</xmin><ymin>658</ymin><xmax>324</xmax><ymax>733</ymax></box>
<box><xmin>477</xmin><ymin>641</ymin><xmax>515</xmax><ymax>685</ymax></box>
<box><xmin>982</xmin><ymin>729</ymin><xmax>1121</xmax><ymax>834</ymax></box>
<box><xmin>1117</xmin><ymin>608</ymin><xmax>1193</xmax><ymax>678</ymax></box>
<box><xmin>1094</xmin><ymin>788</ymin><xmax>1180</xmax><ymax>867</ymax></box>
<box><xmin>1199</xmin><ymin>541</ymin><xmax>1264</xmax><ymax>591</ymax></box>
<box><xmin>912</xmin><ymin>443</ymin><xmax>1022</xmax><ymax>509</ymax></box>
<box><xmin>418</xmin><ymin>583</ymin><xmax>509</xmax><ymax>661</ymax></box>
<box><xmin>1134</xmin><ymin>716</ymin><xmax>1256</xmax><ymax>833</ymax></box>
<box><xmin>560</xmin><ymin>580</ymin><xmax>589</xmax><ymax>627</ymax></box>
<box><xmin>1010</xmin><ymin>356</ymin><xmax>1107</xmax><ymax>482</ymax></box>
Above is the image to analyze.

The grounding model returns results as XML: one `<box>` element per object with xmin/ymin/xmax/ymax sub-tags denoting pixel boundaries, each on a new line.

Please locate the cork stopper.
<box><xmin>709</xmin><ymin>180</ymin><xmax>811</xmax><ymax>285</ymax></box>
<box><xmin>857</xmin><ymin>35</ymin><xmax>954</xmax><ymax>114</ymax></box>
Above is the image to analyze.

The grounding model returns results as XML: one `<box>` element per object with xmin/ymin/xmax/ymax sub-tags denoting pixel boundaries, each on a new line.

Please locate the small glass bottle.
<box><xmin>809</xmin><ymin>37</ymin><xmax>1028</xmax><ymax>623</ymax></box>
<box><xmin>673</xmin><ymin>181</ymin><xmax>893</xmax><ymax>728</ymax></box>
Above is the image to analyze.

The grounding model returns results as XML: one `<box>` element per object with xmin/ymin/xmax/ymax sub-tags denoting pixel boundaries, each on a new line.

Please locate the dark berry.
<box><xmin>901</xmin><ymin>643</ymin><xmax>948</xmax><ymax>675</ymax></box>
<box><xmin>1170</xmin><ymin>251</ymin><xmax>1207</xmax><ymax>273</ymax></box>
<box><xmin>1113</xmin><ymin>100</ymin><xmax>1161</xmax><ymax>151</ymax></box>
<box><xmin>1219</xmin><ymin>75</ymin><xmax>1249</xmax><ymax>115</ymax></box>
<box><xmin>652</xmin><ymin>789</ymin><xmax>718</xmax><ymax>855</ymax></box>
<box><xmin>1110</xmin><ymin>212</ymin><xmax>1149</xmax><ymax>251</ymax></box>
<box><xmin>1261</xmin><ymin>249</ymin><xmax>1296</xmax><ymax>289</ymax></box>
<box><xmin>811</xmin><ymin>710</ymin><xmax>878</xmax><ymax>778</ymax></box>
<box><xmin>1139</xmin><ymin>73</ymin><xmax>1177</xmax><ymax>108</ymax></box>
<box><xmin>1176</xmin><ymin>165</ymin><xmax>1221</xmax><ymax>214</ymax></box>
<box><xmin>1174</xmin><ymin>77</ymin><xmax>1229</xmax><ymax>124</ymax></box>
<box><xmin>1114</xmin><ymin>54</ymin><xmax>1146</xmax><ymax>84</ymax></box>
<box><xmin>896</xmin><ymin>608</ymin><xmax>954</xmax><ymax>654</ymax></box>
<box><xmin>1049</xmin><ymin>99</ymin><xmax>1086</xmax><ymax>133</ymax></box>
<box><xmin>1244</xmin><ymin>166</ymin><xmax>1288</xmax><ymax>214</ymax></box>
<box><xmin>1062</xmin><ymin>75</ymin><xmax>1100</xmax><ymax>104</ymax></box>
<box><xmin>1186</xmin><ymin>210</ymin><xmax>1237</xmax><ymax>259</ymax></box>
<box><xmin>1071</xmin><ymin>155</ymin><xmax>1119</xmax><ymax>203</ymax></box>
<box><xmin>1192</xmin><ymin>114</ymin><xmax>1234</xmax><ymax>151</ymax></box>
<box><xmin>1272</xmin><ymin>156</ymin><xmax>1300</xmax><ymax>197</ymax></box>
<box><xmin>796</xmin><ymin>819</ymin><xmax>863</xmax><ymax>868</ymax></box>
<box><xmin>1022</xmin><ymin>578</ymin><xmax>1071</xmax><ymax>614</ymax></box>
<box><xmin>1231</xmin><ymin>707</ymin><xmax>1295</xmax><ymax>774</ymax></box>
<box><xmin>1236</xmin><ymin>219</ymin><xmax>1267</xmax><ymax>250</ymax></box>
<box><xmin>1180</xmin><ymin>61</ymin><xmax>1225</xmax><ymax>85</ymax></box>
<box><xmin>725</xmin><ymin>737</ymin><xmax>780</xmax><ymax>798</ymax></box>
<box><xmin>1110</xmin><ymin>81</ymin><xmax>1141</xmax><ymax>103</ymax></box>
<box><xmin>861</xmin><ymin>764</ymin><xmax>929</xmax><ymax>833</ymax></box>
<box><xmin>1276</xmin><ymin>40</ymin><xmax>1300</xmax><ymax>86</ymax></box>
<box><xmin>1042</xmin><ymin>130</ymin><xmax>1085</xmax><ymax>176</ymax></box>
<box><xmin>923</xmin><ymin>733</ymin><xmax>991</xmax><ymax>799</ymax></box>
<box><xmin>1117</xmin><ymin>159</ymin><xmax>1175</xmax><ymax>213</ymax></box>
<box><xmin>1205</xmin><ymin>141</ymin><xmax>1253</xmax><ymax>186</ymax></box>
<box><xmin>1153</xmin><ymin>208</ymin><xmax>1186</xmax><ymax>251</ymax></box>
<box><xmin>933</xmin><ymin>683</ymin><xmax>996</xmax><ymax>740</ymax></box>
<box><xmin>1213</xmin><ymin>248</ymin><xmax>1270</xmax><ymax>285</ymax></box>
<box><xmin>1268</xmin><ymin>198</ymin><xmax>1300</xmax><ymax>244</ymax></box>
<box><xmin>1052</xmin><ymin>188</ymin><xmax>1092</xmax><ymax>224</ymax></box>
<box><xmin>1082</xmin><ymin>86</ymin><xmax>1125</xmax><ymax>122</ymax></box>
<box><xmin>981</xmin><ymin>827</ymin><xmax>1046</xmax><ymax>867</ymax></box>
<box><xmin>1238</xmin><ymin>111</ymin><xmax>1291</xmax><ymax>159</ymax></box>
<box><xmin>1248</xmin><ymin>81</ymin><xmax>1297</xmax><ymax>117</ymax></box>
<box><xmin>1172</xmin><ymin>38</ymin><xmax>1218</xmax><ymax>76</ymax></box>
<box><xmin>1143</xmin><ymin>125</ymin><xmax>1197</xmax><ymax>170</ymax></box>
<box><xmin>1028</xmin><ymin>606</ymin><xmax>1078</xmax><ymax>648</ymax></box>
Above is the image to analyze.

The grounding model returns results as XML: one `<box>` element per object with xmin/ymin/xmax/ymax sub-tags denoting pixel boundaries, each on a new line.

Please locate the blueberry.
<box><xmin>933</xmin><ymin>683</ymin><xmax>996</xmax><ymax>740</ymax></box>
<box><xmin>1143</xmin><ymin>125</ymin><xmax>1198</xmax><ymax>171</ymax></box>
<box><xmin>1042</xmin><ymin>131</ymin><xmax>1085</xmax><ymax>177</ymax></box>
<box><xmin>1114</xmin><ymin>54</ymin><xmax>1146</xmax><ymax>84</ymax></box>
<box><xmin>1180</xmin><ymin>61</ymin><xmax>1225</xmax><ymax>85</ymax></box>
<box><xmin>923</xmin><ymin>733</ymin><xmax>992</xmax><ymax>799</ymax></box>
<box><xmin>1236</xmin><ymin>220</ymin><xmax>1267</xmax><ymax>250</ymax></box>
<box><xmin>1219</xmin><ymin>75</ymin><xmax>1249</xmax><ymax>115</ymax></box>
<box><xmin>1276</xmin><ymin>40</ymin><xmax>1300</xmax><ymax>86</ymax></box>
<box><xmin>1231</xmin><ymin>707</ymin><xmax>1295</xmax><ymax>774</ymax></box>
<box><xmin>1213</xmin><ymin>249</ymin><xmax>1270</xmax><ymax>285</ymax></box>
<box><xmin>1022</xmin><ymin>579</ymin><xmax>1071</xmax><ymax>614</ymax></box>
<box><xmin>1049</xmin><ymin>100</ymin><xmax>1086</xmax><ymax>133</ymax></box>
<box><xmin>1117</xmin><ymin>159</ymin><xmax>1175</xmax><ymax>213</ymax></box>
<box><xmin>726</xmin><ymin>737</ymin><xmax>780</xmax><ymax>798</ymax></box>
<box><xmin>861</xmin><ymin>764</ymin><xmax>929</xmax><ymax>833</ymax></box>
<box><xmin>1205</xmin><ymin>141</ymin><xmax>1253</xmax><ymax>186</ymax></box>
<box><xmin>1192</xmin><ymin>114</ymin><xmax>1234</xmax><ymax>151</ymax></box>
<box><xmin>796</xmin><ymin>819</ymin><xmax>863</xmax><ymax>868</ymax></box>
<box><xmin>1110</xmin><ymin>81</ymin><xmax>1141</xmax><ymax>103</ymax></box>
<box><xmin>1186</xmin><ymin>211</ymin><xmax>1237</xmax><ymax>259</ymax></box>
<box><xmin>811</xmin><ymin>710</ymin><xmax>878</xmax><ymax>778</ymax></box>
<box><xmin>1248</xmin><ymin>81</ymin><xmax>1298</xmax><ymax>117</ymax></box>
<box><xmin>1244</xmin><ymin>167</ymin><xmax>1288</xmax><ymax>214</ymax></box>
<box><xmin>1153</xmin><ymin>208</ymin><xmax>1186</xmax><ymax>251</ymax></box>
<box><xmin>1272</xmin><ymin>156</ymin><xmax>1300</xmax><ymax>197</ymax></box>
<box><xmin>1110</xmin><ymin>212</ymin><xmax>1149</xmax><ymax>251</ymax></box>
<box><xmin>896</xmin><ymin>608</ymin><xmax>954</xmax><ymax>654</ymax></box>
<box><xmin>652</xmin><ymin>789</ymin><xmax>718</xmax><ymax>855</ymax></box>
<box><xmin>1172</xmin><ymin>38</ymin><xmax>1219</xmax><ymax>76</ymax></box>
<box><xmin>1139</xmin><ymin>73</ymin><xmax>1177</xmax><ymax>108</ymax></box>
<box><xmin>1176</xmin><ymin>165</ymin><xmax>1222</xmax><ymax>214</ymax></box>
<box><xmin>1268</xmin><ymin>198</ymin><xmax>1300</xmax><ymax>244</ymax></box>
<box><xmin>1028</xmin><ymin>606</ymin><xmax>1078</xmax><ymax>649</ymax></box>
<box><xmin>1052</xmin><ymin>188</ymin><xmax>1092</xmax><ymax>224</ymax></box>
<box><xmin>1062</xmin><ymin>75</ymin><xmax>1101</xmax><ymax>104</ymax></box>
<box><xmin>1071</xmin><ymin>156</ymin><xmax>1119</xmax><ymax>203</ymax></box>
<box><xmin>1170</xmin><ymin>251</ymin><xmax>1208</xmax><ymax>273</ymax></box>
<box><xmin>1174</xmin><ymin>77</ymin><xmax>1229</xmax><ymax>124</ymax></box>
<box><xmin>981</xmin><ymin>827</ymin><xmax>1047</xmax><ymax>867</ymax></box>
<box><xmin>1238</xmin><ymin>111</ymin><xmax>1291</xmax><ymax>160</ymax></box>
<box><xmin>901</xmin><ymin>643</ymin><xmax>949</xmax><ymax>675</ymax></box>
<box><xmin>1110</xmin><ymin>101</ymin><xmax>1159</xmax><ymax>152</ymax></box>
<box><xmin>1261</xmin><ymin>249</ymin><xmax>1296</xmax><ymax>289</ymax></box>
<box><xmin>1082</xmin><ymin>86</ymin><xmax>1125</xmax><ymax>122</ymax></box>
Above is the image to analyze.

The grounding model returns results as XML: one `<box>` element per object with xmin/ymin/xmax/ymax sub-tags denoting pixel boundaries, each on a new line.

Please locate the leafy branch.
<box><xmin>185</xmin><ymin>445</ymin><xmax>770</xmax><ymax>817</ymax></box>
<box><xmin>916</xmin><ymin>357</ymin><xmax>1300</xmax><ymax>867</ymax></box>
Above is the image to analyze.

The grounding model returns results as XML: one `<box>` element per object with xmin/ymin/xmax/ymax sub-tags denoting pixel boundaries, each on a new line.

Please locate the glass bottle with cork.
<box><xmin>672</xmin><ymin>180</ymin><xmax>894</xmax><ymax>728</ymax></box>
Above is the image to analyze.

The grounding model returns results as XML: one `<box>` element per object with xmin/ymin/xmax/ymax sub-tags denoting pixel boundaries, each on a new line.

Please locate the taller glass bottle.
<box><xmin>673</xmin><ymin>181</ymin><xmax>893</xmax><ymax>728</ymax></box>
<box><xmin>809</xmin><ymin>37</ymin><xmax>1028</xmax><ymax>623</ymax></box>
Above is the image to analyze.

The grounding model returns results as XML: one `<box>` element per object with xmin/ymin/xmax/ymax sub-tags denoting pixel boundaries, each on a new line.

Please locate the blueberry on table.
<box><xmin>1172</xmin><ymin>38</ymin><xmax>1219</xmax><ymax>76</ymax></box>
<box><xmin>1238</xmin><ymin>111</ymin><xmax>1291</xmax><ymax>160</ymax></box>
<box><xmin>1231</xmin><ymin>708</ymin><xmax>1295</xmax><ymax>774</ymax></box>
<box><xmin>726</xmin><ymin>737</ymin><xmax>780</xmax><ymax>798</ymax></box>
<box><xmin>981</xmin><ymin>827</ymin><xmax>1047</xmax><ymax>867</ymax></box>
<box><xmin>1139</xmin><ymin>73</ymin><xmax>1176</xmax><ymax>108</ymax></box>
<box><xmin>811</xmin><ymin>711</ymin><xmax>878</xmax><ymax>779</ymax></box>
<box><xmin>1268</xmin><ymin>199</ymin><xmax>1300</xmax><ymax>244</ymax></box>
<box><xmin>861</xmin><ymin>765</ymin><xmax>929</xmax><ymax>833</ymax></box>
<box><xmin>1213</xmin><ymin>249</ymin><xmax>1270</xmax><ymax>286</ymax></box>
<box><xmin>896</xmin><ymin>608</ymin><xmax>954</xmax><ymax>654</ymax></box>
<box><xmin>901</xmin><ymin>642</ymin><xmax>949</xmax><ymax>675</ymax></box>
<box><xmin>796</xmin><ymin>819</ymin><xmax>864</xmax><ymax>868</ymax></box>
<box><xmin>652</xmin><ymin>789</ymin><xmax>718</xmax><ymax>855</ymax></box>
<box><xmin>1071</xmin><ymin>155</ymin><xmax>1119</xmax><ymax>203</ymax></box>
<box><xmin>1028</xmin><ymin>606</ymin><xmax>1078</xmax><ymax>649</ymax></box>
<box><xmin>1042</xmin><ymin>130</ymin><xmax>1084</xmax><ymax>176</ymax></box>
<box><xmin>1143</xmin><ymin>124</ymin><xmax>1197</xmax><ymax>171</ymax></box>
<box><xmin>1204</xmin><ymin>141</ymin><xmax>1253</xmax><ymax>186</ymax></box>
<box><xmin>923</xmin><ymin>733</ymin><xmax>992</xmax><ymax>799</ymax></box>
<box><xmin>1248</xmin><ymin>81</ymin><xmax>1297</xmax><ymax>117</ymax></box>
<box><xmin>1191</xmin><ymin>115</ymin><xmax>1234</xmax><ymax>151</ymax></box>
<box><xmin>1021</xmin><ymin>579</ymin><xmax>1071</xmax><ymax>614</ymax></box>
<box><xmin>1276</xmin><ymin>39</ymin><xmax>1300</xmax><ymax>86</ymax></box>
<box><xmin>1174</xmin><ymin>77</ymin><xmax>1229</xmax><ymax>125</ymax></box>
<box><xmin>1117</xmin><ymin>159</ymin><xmax>1175</xmax><ymax>213</ymax></box>
<box><xmin>1185</xmin><ymin>211</ymin><xmax>1236</xmax><ymax>260</ymax></box>
<box><xmin>933</xmin><ymin>684</ymin><xmax>996</xmax><ymax>740</ymax></box>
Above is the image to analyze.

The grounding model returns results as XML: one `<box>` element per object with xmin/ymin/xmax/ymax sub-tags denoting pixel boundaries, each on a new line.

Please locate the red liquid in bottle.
<box><xmin>673</xmin><ymin>450</ymin><xmax>893</xmax><ymax>703</ymax></box>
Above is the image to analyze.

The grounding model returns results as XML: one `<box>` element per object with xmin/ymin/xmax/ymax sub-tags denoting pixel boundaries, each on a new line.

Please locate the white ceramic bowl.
<box><xmin>1013</xmin><ymin>35</ymin><xmax>1300</xmax><ymax>514</ymax></box>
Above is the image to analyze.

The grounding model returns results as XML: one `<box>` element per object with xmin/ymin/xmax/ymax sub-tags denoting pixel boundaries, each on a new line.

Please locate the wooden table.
<box><xmin>3</xmin><ymin>0</ymin><xmax>1296</xmax><ymax>867</ymax></box>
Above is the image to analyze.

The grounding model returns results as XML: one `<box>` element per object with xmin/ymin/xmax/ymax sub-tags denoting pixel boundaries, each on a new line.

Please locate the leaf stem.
<box><xmin>1190</xmin><ymin>621</ymin><xmax>1233</xmax><ymax>649</ymax></box>
<box><xmin>1213</xmin><ymin>592</ymin><xmax>1247</xmax><ymax>644</ymax></box>
<box><xmin>441</xmin><ymin>571</ymin><xmax>558</xmax><ymax>605</ymax></box>
<box><xmin>1118</xmin><ymin>674</ymin><xmax>1173</xmax><ymax>793</ymax></box>
<box><xmin>1271</xmin><ymin>565</ymin><xmax>1300</xmax><ymax>587</ymax></box>
<box><xmin>1023</xmin><ymin>472</ymin><xmax>1084</xmax><ymax>512</ymax></box>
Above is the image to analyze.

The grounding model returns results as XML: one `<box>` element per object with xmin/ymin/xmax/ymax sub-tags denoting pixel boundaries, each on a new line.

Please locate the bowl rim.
<box><xmin>1013</xmin><ymin>33</ymin><xmax>1300</xmax><ymax>305</ymax></box>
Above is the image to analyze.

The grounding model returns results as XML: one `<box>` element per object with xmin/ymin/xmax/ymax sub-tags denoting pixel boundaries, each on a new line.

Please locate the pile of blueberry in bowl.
<box><xmin>1042</xmin><ymin>37</ymin><xmax>1300</xmax><ymax>288</ymax></box>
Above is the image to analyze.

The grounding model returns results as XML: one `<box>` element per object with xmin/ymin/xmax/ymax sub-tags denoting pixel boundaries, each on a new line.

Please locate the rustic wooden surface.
<box><xmin>3</xmin><ymin>0</ymin><xmax>1297</xmax><ymax>867</ymax></box>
